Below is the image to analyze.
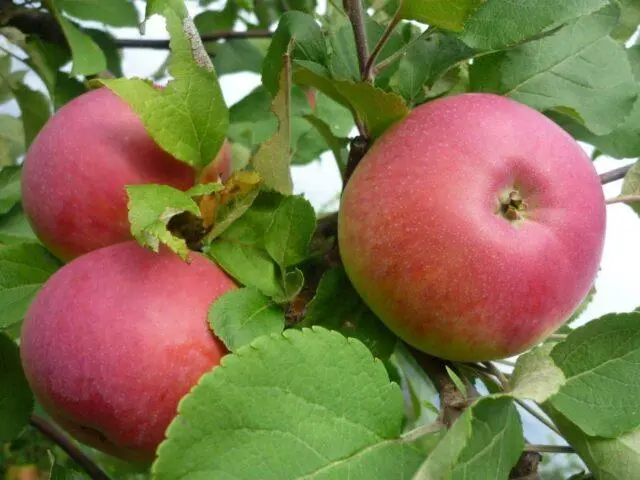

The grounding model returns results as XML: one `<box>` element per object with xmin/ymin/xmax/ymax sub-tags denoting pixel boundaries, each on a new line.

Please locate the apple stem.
<box><xmin>605</xmin><ymin>194</ymin><xmax>640</xmax><ymax>206</ymax></box>
<box><xmin>524</xmin><ymin>444</ymin><xmax>575</xmax><ymax>454</ymax></box>
<box><xmin>514</xmin><ymin>399</ymin><xmax>562</xmax><ymax>437</ymax></box>
<box><xmin>30</xmin><ymin>414</ymin><xmax>112</xmax><ymax>480</ymax></box>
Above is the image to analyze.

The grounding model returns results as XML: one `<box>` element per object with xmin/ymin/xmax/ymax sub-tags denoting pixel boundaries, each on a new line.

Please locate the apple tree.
<box><xmin>1</xmin><ymin>0</ymin><xmax>640</xmax><ymax>478</ymax></box>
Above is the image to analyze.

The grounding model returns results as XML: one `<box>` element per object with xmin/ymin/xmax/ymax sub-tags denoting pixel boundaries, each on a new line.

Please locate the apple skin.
<box><xmin>338</xmin><ymin>93</ymin><xmax>606</xmax><ymax>362</ymax></box>
<box><xmin>199</xmin><ymin>139</ymin><xmax>232</xmax><ymax>184</ymax></box>
<box><xmin>21</xmin><ymin>87</ymin><xmax>230</xmax><ymax>262</ymax></box>
<box><xmin>20</xmin><ymin>241</ymin><xmax>236</xmax><ymax>462</ymax></box>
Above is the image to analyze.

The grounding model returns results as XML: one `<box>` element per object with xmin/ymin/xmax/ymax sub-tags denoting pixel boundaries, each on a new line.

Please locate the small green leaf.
<box><xmin>622</xmin><ymin>161</ymin><xmax>640</xmax><ymax>216</ymax></box>
<box><xmin>103</xmin><ymin>8</ymin><xmax>228</xmax><ymax>170</ymax></box>
<box><xmin>295</xmin><ymin>65</ymin><xmax>409</xmax><ymax>138</ymax></box>
<box><xmin>185</xmin><ymin>182</ymin><xmax>224</xmax><ymax>197</ymax></box>
<box><xmin>264</xmin><ymin>195</ymin><xmax>315</xmax><ymax>268</ymax></box>
<box><xmin>400</xmin><ymin>0</ymin><xmax>484</xmax><ymax>32</ymax></box>
<box><xmin>445</xmin><ymin>365</ymin><xmax>468</xmax><ymax>398</ymax></box>
<box><xmin>204</xmin><ymin>185</ymin><xmax>261</xmax><ymax>241</ymax></box>
<box><xmin>153</xmin><ymin>327</ymin><xmax>425</xmax><ymax>479</ymax></box>
<box><xmin>460</xmin><ymin>0</ymin><xmax>609</xmax><ymax>50</ymax></box>
<box><xmin>57</xmin><ymin>0</ymin><xmax>139</xmax><ymax>27</ymax></box>
<box><xmin>0</xmin><ymin>118</ymin><xmax>25</xmax><ymax>167</ymax></box>
<box><xmin>549</xmin><ymin>312</ymin><xmax>640</xmax><ymax>438</ymax></box>
<box><xmin>126</xmin><ymin>184</ymin><xmax>200</xmax><ymax>260</ymax></box>
<box><xmin>47</xmin><ymin>0</ymin><xmax>107</xmax><ymax>75</ymax></box>
<box><xmin>414</xmin><ymin>396</ymin><xmax>524</xmax><ymax>478</ymax></box>
<box><xmin>0</xmin><ymin>242</ymin><xmax>62</xmax><ymax>329</ymax></box>
<box><xmin>510</xmin><ymin>344</ymin><xmax>565</xmax><ymax>403</ymax></box>
<box><xmin>261</xmin><ymin>11</ymin><xmax>327</xmax><ymax>97</ymax></box>
<box><xmin>12</xmin><ymin>83</ymin><xmax>51</xmax><ymax>148</ymax></box>
<box><xmin>611</xmin><ymin>0</ymin><xmax>640</xmax><ymax>43</ymax></box>
<box><xmin>470</xmin><ymin>4</ymin><xmax>637</xmax><ymax>136</ymax></box>
<box><xmin>0</xmin><ymin>334</ymin><xmax>34</xmax><ymax>441</ymax></box>
<box><xmin>209</xmin><ymin>287</ymin><xmax>284</xmax><ymax>352</ymax></box>
<box><xmin>85</xmin><ymin>29</ymin><xmax>124</xmax><ymax>78</ymax></box>
<box><xmin>0</xmin><ymin>166</ymin><xmax>21</xmax><ymax>215</ymax></box>
<box><xmin>252</xmin><ymin>48</ymin><xmax>294</xmax><ymax>195</ymax></box>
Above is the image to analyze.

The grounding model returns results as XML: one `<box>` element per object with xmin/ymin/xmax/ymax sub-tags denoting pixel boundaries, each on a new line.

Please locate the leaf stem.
<box><xmin>363</xmin><ymin>6</ymin><xmax>402</xmax><ymax>81</ymax></box>
<box><xmin>401</xmin><ymin>421</ymin><xmax>443</xmax><ymax>443</ymax></box>
<box><xmin>343</xmin><ymin>0</ymin><xmax>369</xmax><ymax>78</ymax></box>
<box><xmin>524</xmin><ymin>444</ymin><xmax>575</xmax><ymax>454</ymax></box>
<box><xmin>30</xmin><ymin>414</ymin><xmax>111</xmax><ymax>480</ymax></box>
<box><xmin>600</xmin><ymin>164</ymin><xmax>633</xmax><ymax>184</ymax></box>
<box><xmin>605</xmin><ymin>194</ymin><xmax>640</xmax><ymax>205</ymax></box>
<box><xmin>514</xmin><ymin>399</ymin><xmax>561</xmax><ymax>436</ymax></box>
<box><xmin>482</xmin><ymin>362</ymin><xmax>511</xmax><ymax>390</ymax></box>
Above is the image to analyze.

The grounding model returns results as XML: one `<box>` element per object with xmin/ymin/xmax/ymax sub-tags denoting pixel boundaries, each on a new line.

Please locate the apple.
<box><xmin>20</xmin><ymin>241</ymin><xmax>236</xmax><ymax>462</ymax></box>
<box><xmin>338</xmin><ymin>93</ymin><xmax>606</xmax><ymax>362</ymax></box>
<box><xmin>21</xmin><ymin>87</ymin><xmax>231</xmax><ymax>262</ymax></box>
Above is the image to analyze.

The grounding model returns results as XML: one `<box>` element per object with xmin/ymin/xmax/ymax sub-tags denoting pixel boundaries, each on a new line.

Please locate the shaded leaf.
<box><xmin>0</xmin><ymin>334</ymin><xmax>34</xmax><ymax>442</ymax></box>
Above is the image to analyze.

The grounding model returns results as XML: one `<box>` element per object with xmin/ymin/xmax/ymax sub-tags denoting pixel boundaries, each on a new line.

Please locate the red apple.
<box><xmin>338</xmin><ymin>93</ymin><xmax>606</xmax><ymax>362</ymax></box>
<box><xmin>21</xmin><ymin>87</ymin><xmax>230</xmax><ymax>262</ymax></box>
<box><xmin>199</xmin><ymin>139</ymin><xmax>232</xmax><ymax>184</ymax></box>
<box><xmin>20</xmin><ymin>241</ymin><xmax>236</xmax><ymax>462</ymax></box>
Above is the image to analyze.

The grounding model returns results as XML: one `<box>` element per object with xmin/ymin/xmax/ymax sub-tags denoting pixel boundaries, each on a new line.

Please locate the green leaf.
<box><xmin>103</xmin><ymin>8</ymin><xmax>228</xmax><ymax>170</ymax></box>
<box><xmin>622</xmin><ymin>161</ymin><xmax>640</xmax><ymax>216</ymax></box>
<box><xmin>0</xmin><ymin>116</ymin><xmax>25</xmax><ymax>166</ymax></box>
<box><xmin>303</xmin><ymin>115</ymin><xmax>349</xmax><ymax>174</ymax></box>
<box><xmin>57</xmin><ymin>0</ymin><xmax>139</xmax><ymax>27</ymax></box>
<box><xmin>209</xmin><ymin>287</ymin><xmax>284</xmax><ymax>352</ymax></box>
<box><xmin>11</xmin><ymin>83</ymin><xmax>51</xmax><ymax>148</ymax></box>
<box><xmin>611</xmin><ymin>0</ymin><xmax>640</xmax><ymax>43</ymax></box>
<box><xmin>0</xmin><ymin>166</ymin><xmax>21</xmax><ymax>215</ymax></box>
<box><xmin>548</xmin><ymin>408</ymin><xmax>640</xmax><ymax>480</ymax></box>
<box><xmin>549</xmin><ymin>312</ymin><xmax>640</xmax><ymax>438</ymax></box>
<box><xmin>400</xmin><ymin>0</ymin><xmax>484</xmax><ymax>32</ymax></box>
<box><xmin>470</xmin><ymin>4</ymin><xmax>637</xmax><ymax>136</ymax></box>
<box><xmin>0</xmin><ymin>242</ymin><xmax>61</xmax><ymax>329</ymax></box>
<box><xmin>0</xmin><ymin>56</ymin><xmax>26</xmax><ymax>105</ymax></box>
<box><xmin>0</xmin><ymin>204</ymin><xmax>36</xmax><ymax>244</ymax></box>
<box><xmin>153</xmin><ymin>327</ymin><xmax>425</xmax><ymax>479</ymax></box>
<box><xmin>85</xmin><ymin>29</ymin><xmax>124</xmax><ymax>78</ymax></box>
<box><xmin>194</xmin><ymin>4</ymin><xmax>237</xmax><ymax>32</ymax></box>
<box><xmin>126</xmin><ymin>184</ymin><xmax>200</xmax><ymax>260</ymax></box>
<box><xmin>294</xmin><ymin>64</ymin><xmax>409</xmax><ymax>138</ymax></box>
<box><xmin>390</xmin><ymin>32</ymin><xmax>474</xmax><ymax>105</ymax></box>
<box><xmin>204</xmin><ymin>185</ymin><xmax>261</xmax><ymax>241</ymax></box>
<box><xmin>264</xmin><ymin>195</ymin><xmax>315</xmax><ymax>268</ymax></box>
<box><xmin>261</xmin><ymin>11</ymin><xmax>327</xmax><ymax>96</ymax></box>
<box><xmin>0</xmin><ymin>334</ymin><xmax>34</xmax><ymax>442</ymax></box>
<box><xmin>145</xmin><ymin>0</ymin><xmax>186</xmax><ymax>20</ymax></box>
<box><xmin>460</xmin><ymin>0</ymin><xmax>609</xmax><ymax>50</ymax></box>
<box><xmin>300</xmin><ymin>268</ymin><xmax>397</xmax><ymax>360</ymax></box>
<box><xmin>414</xmin><ymin>396</ymin><xmax>524</xmax><ymax>479</ymax></box>
<box><xmin>252</xmin><ymin>50</ymin><xmax>294</xmax><ymax>195</ymax></box>
<box><xmin>47</xmin><ymin>0</ymin><xmax>107</xmax><ymax>75</ymax></box>
<box><xmin>445</xmin><ymin>366</ymin><xmax>468</xmax><ymax>398</ymax></box>
<box><xmin>213</xmin><ymin>40</ymin><xmax>265</xmax><ymax>75</ymax></box>
<box><xmin>510</xmin><ymin>344</ymin><xmax>565</xmax><ymax>403</ymax></box>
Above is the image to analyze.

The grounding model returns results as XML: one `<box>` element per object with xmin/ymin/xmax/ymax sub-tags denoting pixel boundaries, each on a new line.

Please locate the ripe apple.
<box><xmin>338</xmin><ymin>93</ymin><xmax>606</xmax><ymax>362</ymax></box>
<box><xmin>21</xmin><ymin>87</ymin><xmax>231</xmax><ymax>262</ymax></box>
<box><xmin>20</xmin><ymin>241</ymin><xmax>236</xmax><ymax>462</ymax></box>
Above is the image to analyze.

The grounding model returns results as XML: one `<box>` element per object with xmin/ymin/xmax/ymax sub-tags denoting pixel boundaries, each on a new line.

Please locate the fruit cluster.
<box><xmin>19</xmin><ymin>89</ymin><xmax>606</xmax><ymax>463</ymax></box>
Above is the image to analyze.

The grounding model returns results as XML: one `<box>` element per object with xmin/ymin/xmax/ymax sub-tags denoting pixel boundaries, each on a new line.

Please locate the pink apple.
<box><xmin>21</xmin><ymin>87</ymin><xmax>230</xmax><ymax>262</ymax></box>
<box><xmin>338</xmin><ymin>93</ymin><xmax>606</xmax><ymax>362</ymax></box>
<box><xmin>20</xmin><ymin>241</ymin><xmax>236</xmax><ymax>462</ymax></box>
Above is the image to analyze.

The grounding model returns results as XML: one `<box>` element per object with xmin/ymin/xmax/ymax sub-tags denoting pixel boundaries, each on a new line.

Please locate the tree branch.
<box><xmin>514</xmin><ymin>399</ymin><xmax>561</xmax><ymax>436</ymax></box>
<box><xmin>115</xmin><ymin>29</ymin><xmax>273</xmax><ymax>49</ymax></box>
<box><xmin>605</xmin><ymin>194</ymin><xmax>640</xmax><ymax>206</ymax></box>
<box><xmin>524</xmin><ymin>444</ymin><xmax>575</xmax><ymax>454</ymax></box>
<box><xmin>343</xmin><ymin>0</ymin><xmax>369</xmax><ymax>78</ymax></box>
<box><xmin>600</xmin><ymin>164</ymin><xmax>633</xmax><ymax>184</ymax></box>
<box><xmin>30</xmin><ymin>414</ymin><xmax>111</xmax><ymax>480</ymax></box>
<box><xmin>363</xmin><ymin>6</ymin><xmax>401</xmax><ymax>81</ymax></box>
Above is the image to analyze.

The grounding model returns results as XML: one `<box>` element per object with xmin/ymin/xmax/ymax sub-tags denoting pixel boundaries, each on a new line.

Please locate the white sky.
<box><xmin>1</xmin><ymin>0</ymin><xmax>638</xmax><ymax>325</ymax></box>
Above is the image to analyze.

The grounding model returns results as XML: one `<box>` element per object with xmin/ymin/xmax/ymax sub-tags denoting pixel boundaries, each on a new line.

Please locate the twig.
<box><xmin>114</xmin><ymin>29</ymin><xmax>273</xmax><ymax>49</ymax></box>
<box><xmin>343</xmin><ymin>0</ymin><xmax>369</xmax><ymax>78</ymax></box>
<box><xmin>605</xmin><ymin>194</ymin><xmax>640</xmax><ymax>205</ymax></box>
<box><xmin>483</xmin><ymin>362</ymin><xmax>511</xmax><ymax>390</ymax></box>
<box><xmin>363</xmin><ymin>6</ymin><xmax>401</xmax><ymax>81</ymax></box>
<box><xmin>30</xmin><ymin>414</ymin><xmax>111</xmax><ymax>480</ymax></box>
<box><xmin>600</xmin><ymin>164</ymin><xmax>633</xmax><ymax>184</ymax></box>
<box><xmin>524</xmin><ymin>444</ymin><xmax>575</xmax><ymax>454</ymax></box>
<box><xmin>401</xmin><ymin>421</ymin><xmax>443</xmax><ymax>443</ymax></box>
<box><xmin>374</xmin><ymin>26</ymin><xmax>435</xmax><ymax>75</ymax></box>
<box><xmin>514</xmin><ymin>399</ymin><xmax>561</xmax><ymax>436</ymax></box>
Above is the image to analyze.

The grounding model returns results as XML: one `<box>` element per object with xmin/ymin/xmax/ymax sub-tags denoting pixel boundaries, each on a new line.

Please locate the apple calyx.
<box><xmin>498</xmin><ymin>189</ymin><xmax>528</xmax><ymax>222</ymax></box>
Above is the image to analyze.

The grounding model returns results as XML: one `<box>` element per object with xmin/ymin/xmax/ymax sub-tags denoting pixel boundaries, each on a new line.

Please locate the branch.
<box><xmin>115</xmin><ymin>29</ymin><xmax>273</xmax><ymax>49</ymax></box>
<box><xmin>524</xmin><ymin>444</ymin><xmax>575</xmax><ymax>454</ymax></box>
<box><xmin>514</xmin><ymin>399</ymin><xmax>561</xmax><ymax>436</ymax></box>
<box><xmin>600</xmin><ymin>164</ymin><xmax>633</xmax><ymax>184</ymax></box>
<box><xmin>343</xmin><ymin>0</ymin><xmax>369</xmax><ymax>78</ymax></box>
<box><xmin>605</xmin><ymin>194</ymin><xmax>640</xmax><ymax>206</ymax></box>
<box><xmin>30</xmin><ymin>414</ymin><xmax>111</xmax><ymax>480</ymax></box>
<box><xmin>363</xmin><ymin>6</ymin><xmax>401</xmax><ymax>81</ymax></box>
